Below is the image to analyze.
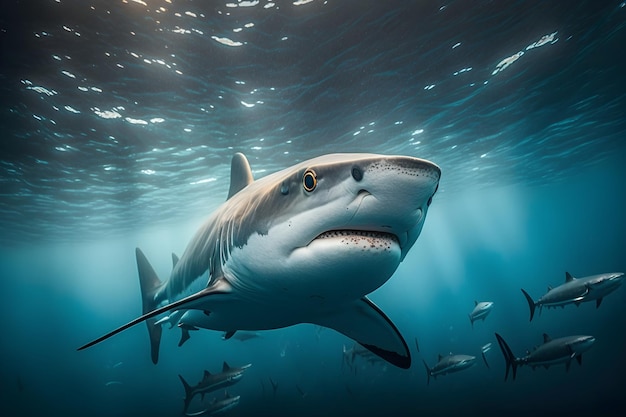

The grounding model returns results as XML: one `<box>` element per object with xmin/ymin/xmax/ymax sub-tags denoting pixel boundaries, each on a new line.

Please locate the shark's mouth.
<box><xmin>314</xmin><ymin>230</ymin><xmax>400</xmax><ymax>246</ymax></box>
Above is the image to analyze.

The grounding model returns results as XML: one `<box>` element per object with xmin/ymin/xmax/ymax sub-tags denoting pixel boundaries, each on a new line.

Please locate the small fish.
<box><xmin>422</xmin><ymin>354</ymin><xmax>476</xmax><ymax>385</ymax></box>
<box><xmin>469</xmin><ymin>301</ymin><xmax>494</xmax><ymax>328</ymax></box>
<box><xmin>179</xmin><ymin>362</ymin><xmax>251</xmax><ymax>413</ymax></box>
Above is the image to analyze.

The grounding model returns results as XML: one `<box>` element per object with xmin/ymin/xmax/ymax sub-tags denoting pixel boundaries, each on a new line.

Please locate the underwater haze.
<box><xmin>1</xmin><ymin>1</ymin><xmax>626</xmax><ymax>416</ymax></box>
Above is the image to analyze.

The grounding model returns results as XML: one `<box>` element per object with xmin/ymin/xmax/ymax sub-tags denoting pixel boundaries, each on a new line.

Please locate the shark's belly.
<box><xmin>527</xmin><ymin>355</ymin><xmax>571</xmax><ymax>367</ymax></box>
<box><xmin>541</xmin><ymin>287</ymin><xmax>588</xmax><ymax>306</ymax></box>
<box><xmin>526</xmin><ymin>345</ymin><xmax>573</xmax><ymax>366</ymax></box>
<box><xmin>223</xmin><ymin>231</ymin><xmax>403</xmax><ymax>305</ymax></box>
<box><xmin>176</xmin><ymin>231</ymin><xmax>404</xmax><ymax>332</ymax></box>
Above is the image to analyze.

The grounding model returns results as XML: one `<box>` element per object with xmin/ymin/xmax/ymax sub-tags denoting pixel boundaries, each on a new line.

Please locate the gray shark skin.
<box><xmin>422</xmin><ymin>353</ymin><xmax>476</xmax><ymax>385</ymax></box>
<box><xmin>521</xmin><ymin>271</ymin><xmax>624</xmax><ymax>321</ymax></box>
<box><xmin>468</xmin><ymin>301</ymin><xmax>494</xmax><ymax>328</ymax></box>
<box><xmin>78</xmin><ymin>153</ymin><xmax>441</xmax><ymax>369</ymax></box>
<box><xmin>495</xmin><ymin>332</ymin><xmax>595</xmax><ymax>381</ymax></box>
<box><xmin>179</xmin><ymin>361</ymin><xmax>251</xmax><ymax>413</ymax></box>
<box><xmin>184</xmin><ymin>390</ymin><xmax>240</xmax><ymax>417</ymax></box>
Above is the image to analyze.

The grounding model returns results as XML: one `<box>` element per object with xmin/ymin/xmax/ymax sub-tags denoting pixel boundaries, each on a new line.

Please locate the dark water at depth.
<box><xmin>1</xmin><ymin>1</ymin><xmax>625</xmax><ymax>416</ymax></box>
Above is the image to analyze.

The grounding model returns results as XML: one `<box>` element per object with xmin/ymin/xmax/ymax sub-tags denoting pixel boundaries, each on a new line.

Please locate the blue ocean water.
<box><xmin>1</xmin><ymin>1</ymin><xmax>625</xmax><ymax>416</ymax></box>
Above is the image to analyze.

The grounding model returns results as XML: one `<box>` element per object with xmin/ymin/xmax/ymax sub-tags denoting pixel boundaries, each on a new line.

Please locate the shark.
<box><xmin>521</xmin><ymin>271</ymin><xmax>624</xmax><ymax>321</ymax></box>
<box><xmin>468</xmin><ymin>301</ymin><xmax>494</xmax><ymax>328</ymax></box>
<box><xmin>184</xmin><ymin>391</ymin><xmax>240</xmax><ymax>417</ymax></box>
<box><xmin>78</xmin><ymin>152</ymin><xmax>441</xmax><ymax>369</ymax></box>
<box><xmin>495</xmin><ymin>332</ymin><xmax>596</xmax><ymax>381</ymax></box>
<box><xmin>179</xmin><ymin>361</ymin><xmax>251</xmax><ymax>413</ymax></box>
<box><xmin>422</xmin><ymin>353</ymin><xmax>476</xmax><ymax>385</ymax></box>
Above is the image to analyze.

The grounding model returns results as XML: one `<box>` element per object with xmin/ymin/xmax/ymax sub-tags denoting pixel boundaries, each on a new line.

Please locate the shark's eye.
<box><xmin>302</xmin><ymin>169</ymin><xmax>317</xmax><ymax>192</ymax></box>
<box><xmin>351</xmin><ymin>166</ymin><xmax>363</xmax><ymax>181</ymax></box>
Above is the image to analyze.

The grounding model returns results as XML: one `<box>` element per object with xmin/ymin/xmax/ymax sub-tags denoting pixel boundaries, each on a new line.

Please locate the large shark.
<box><xmin>521</xmin><ymin>271</ymin><xmax>624</xmax><ymax>321</ymax></box>
<box><xmin>179</xmin><ymin>361</ymin><xmax>251</xmax><ymax>413</ymax></box>
<box><xmin>495</xmin><ymin>332</ymin><xmax>596</xmax><ymax>381</ymax></box>
<box><xmin>422</xmin><ymin>353</ymin><xmax>476</xmax><ymax>385</ymax></box>
<box><xmin>78</xmin><ymin>153</ymin><xmax>441</xmax><ymax>369</ymax></box>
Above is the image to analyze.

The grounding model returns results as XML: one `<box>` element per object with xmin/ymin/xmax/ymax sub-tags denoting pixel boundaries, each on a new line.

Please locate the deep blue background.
<box><xmin>1</xmin><ymin>1</ymin><xmax>625</xmax><ymax>416</ymax></box>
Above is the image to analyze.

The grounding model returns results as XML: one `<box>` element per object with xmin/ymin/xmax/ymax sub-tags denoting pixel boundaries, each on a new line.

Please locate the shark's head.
<box><xmin>589</xmin><ymin>272</ymin><xmax>624</xmax><ymax>293</ymax></box>
<box><xmin>477</xmin><ymin>301</ymin><xmax>494</xmax><ymax>311</ymax></box>
<box><xmin>568</xmin><ymin>335</ymin><xmax>596</xmax><ymax>355</ymax></box>
<box><xmin>451</xmin><ymin>355</ymin><xmax>476</xmax><ymax>371</ymax></box>
<box><xmin>220</xmin><ymin>153</ymin><xmax>440</xmax><ymax>303</ymax></box>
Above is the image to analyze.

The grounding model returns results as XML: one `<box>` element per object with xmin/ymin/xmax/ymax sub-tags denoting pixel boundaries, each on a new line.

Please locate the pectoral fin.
<box><xmin>77</xmin><ymin>279</ymin><xmax>232</xmax><ymax>352</ymax></box>
<box><xmin>310</xmin><ymin>297</ymin><xmax>410</xmax><ymax>369</ymax></box>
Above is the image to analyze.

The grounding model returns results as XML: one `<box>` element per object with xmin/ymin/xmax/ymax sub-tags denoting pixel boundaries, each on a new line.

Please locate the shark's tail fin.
<box><xmin>178</xmin><ymin>374</ymin><xmax>193</xmax><ymax>412</ymax></box>
<box><xmin>136</xmin><ymin>248</ymin><xmax>163</xmax><ymax>364</ymax></box>
<box><xmin>422</xmin><ymin>359</ymin><xmax>432</xmax><ymax>385</ymax></box>
<box><xmin>495</xmin><ymin>332</ymin><xmax>519</xmax><ymax>381</ymax></box>
<box><xmin>520</xmin><ymin>288</ymin><xmax>536</xmax><ymax>322</ymax></box>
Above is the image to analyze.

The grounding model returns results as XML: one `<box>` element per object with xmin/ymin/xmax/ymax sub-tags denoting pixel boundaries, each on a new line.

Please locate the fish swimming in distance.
<box><xmin>184</xmin><ymin>390</ymin><xmax>240</xmax><ymax>417</ymax></box>
<box><xmin>78</xmin><ymin>153</ymin><xmax>441</xmax><ymax>370</ymax></box>
<box><xmin>521</xmin><ymin>271</ymin><xmax>624</xmax><ymax>321</ymax></box>
<box><xmin>468</xmin><ymin>301</ymin><xmax>494</xmax><ymax>328</ymax></box>
<box><xmin>494</xmin><ymin>332</ymin><xmax>595</xmax><ymax>381</ymax></box>
<box><xmin>422</xmin><ymin>353</ymin><xmax>476</xmax><ymax>385</ymax></box>
<box><xmin>179</xmin><ymin>361</ymin><xmax>251</xmax><ymax>413</ymax></box>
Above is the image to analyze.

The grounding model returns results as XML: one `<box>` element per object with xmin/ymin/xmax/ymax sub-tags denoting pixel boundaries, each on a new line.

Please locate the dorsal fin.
<box><xmin>474</xmin><ymin>300</ymin><xmax>478</xmax><ymax>306</ymax></box>
<box><xmin>565</xmin><ymin>272</ymin><xmax>575</xmax><ymax>282</ymax></box>
<box><xmin>227</xmin><ymin>153</ymin><xmax>253</xmax><ymax>200</ymax></box>
<box><xmin>543</xmin><ymin>333</ymin><xmax>552</xmax><ymax>343</ymax></box>
<box><xmin>438</xmin><ymin>354</ymin><xmax>443</xmax><ymax>361</ymax></box>
<box><xmin>222</xmin><ymin>361</ymin><xmax>230</xmax><ymax>372</ymax></box>
<box><xmin>547</xmin><ymin>285</ymin><xmax>552</xmax><ymax>292</ymax></box>
<box><xmin>203</xmin><ymin>370</ymin><xmax>211</xmax><ymax>378</ymax></box>
<box><xmin>171</xmin><ymin>253</ymin><xmax>179</xmax><ymax>269</ymax></box>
